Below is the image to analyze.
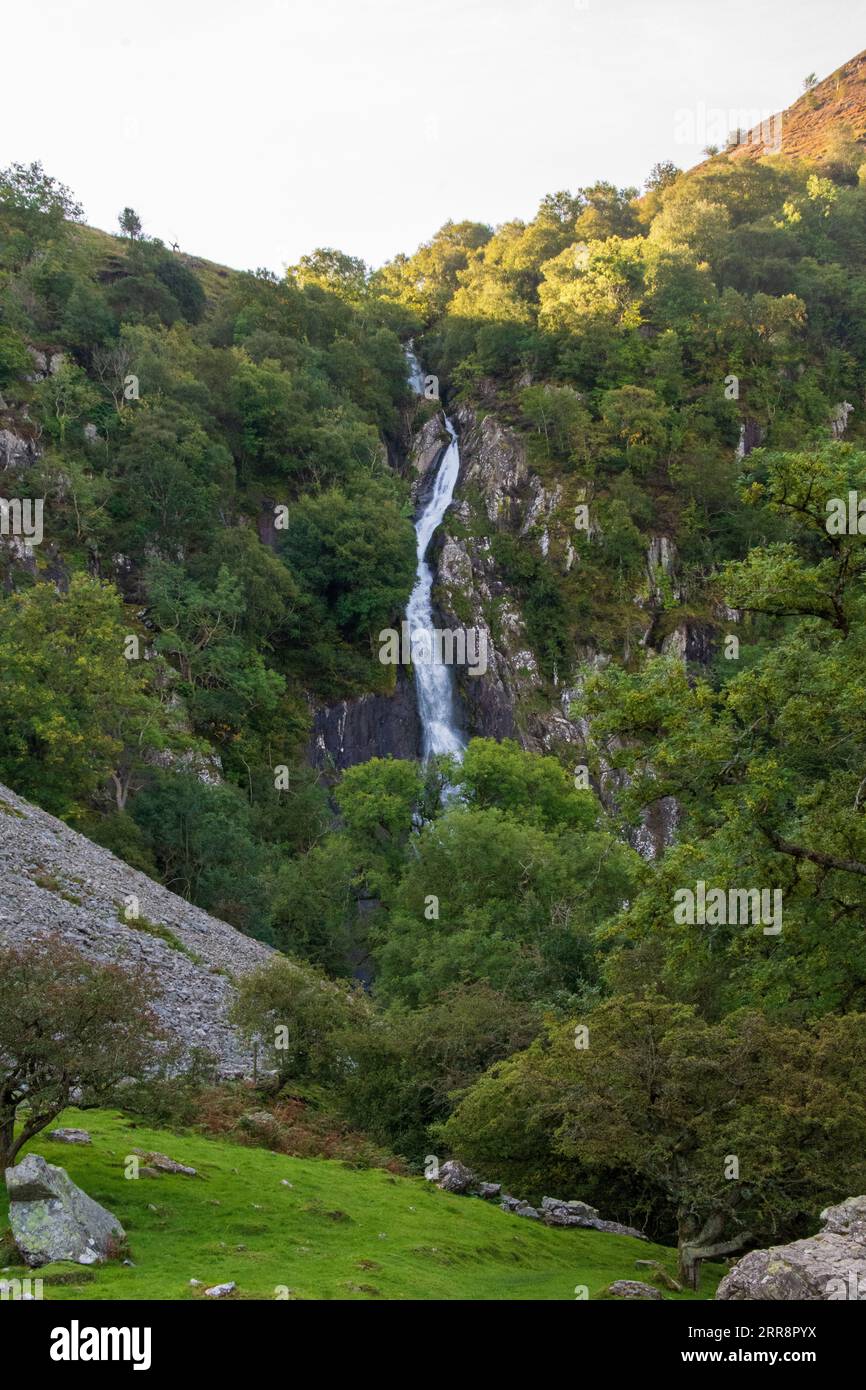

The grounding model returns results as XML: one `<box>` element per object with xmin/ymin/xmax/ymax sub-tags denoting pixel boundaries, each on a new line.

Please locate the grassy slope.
<box><xmin>1</xmin><ymin>1109</ymin><xmax>723</xmax><ymax>1301</ymax></box>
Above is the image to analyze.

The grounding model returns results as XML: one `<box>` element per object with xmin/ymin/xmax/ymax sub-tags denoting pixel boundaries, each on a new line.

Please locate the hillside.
<box><xmin>0</xmin><ymin>780</ymin><xmax>272</xmax><ymax>1072</ymax></box>
<box><xmin>0</xmin><ymin>1109</ymin><xmax>722</xmax><ymax>1300</ymax></box>
<box><xmin>5</xmin><ymin>44</ymin><xmax>866</xmax><ymax>1305</ymax></box>
<box><xmin>729</xmin><ymin>49</ymin><xmax>866</xmax><ymax>163</ymax></box>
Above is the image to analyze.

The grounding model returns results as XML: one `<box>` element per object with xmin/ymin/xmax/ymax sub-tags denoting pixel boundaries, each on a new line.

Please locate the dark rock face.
<box><xmin>309</xmin><ymin>673</ymin><xmax>421</xmax><ymax>771</ymax></box>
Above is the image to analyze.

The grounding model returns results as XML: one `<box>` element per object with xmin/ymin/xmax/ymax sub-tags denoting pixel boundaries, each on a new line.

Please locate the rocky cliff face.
<box><xmin>433</xmin><ymin>403</ymin><xmax>684</xmax><ymax>856</ymax></box>
<box><xmin>308</xmin><ymin>672</ymin><xmax>421</xmax><ymax>772</ymax></box>
<box><xmin>435</xmin><ymin>403</ymin><xmax>580</xmax><ymax>753</ymax></box>
<box><xmin>0</xmin><ymin>780</ymin><xmax>272</xmax><ymax>1074</ymax></box>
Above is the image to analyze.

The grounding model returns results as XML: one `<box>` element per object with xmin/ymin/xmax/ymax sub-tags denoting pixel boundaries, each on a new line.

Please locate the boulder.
<box><xmin>204</xmin><ymin>1281</ymin><xmax>236</xmax><ymax>1298</ymax></box>
<box><xmin>541</xmin><ymin>1196</ymin><xmax>646</xmax><ymax>1240</ymax></box>
<box><xmin>132</xmin><ymin>1148</ymin><xmax>196</xmax><ymax>1177</ymax></box>
<box><xmin>5</xmin><ymin>1154</ymin><xmax>124</xmax><ymax>1267</ymax></box>
<box><xmin>541</xmin><ymin>1196</ymin><xmax>599</xmax><ymax>1227</ymax></box>
<box><xmin>477</xmin><ymin>1182</ymin><xmax>501</xmax><ymax>1199</ymax></box>
<box><xmin>607</xmin><ymin>1279</ymin><xmax>663</xmax><ymax>1300</ymax></box>
<box><xmin>436</xmin><ymin>1160</ymin><xmax>477</xmax><ymax>1194</ymax></box>
<box><xmin>716</xmin><ymin>1196</ymin><xmax>866</xmax><ymax>1301</ymax></box>
<box><xmin>500</xmin><ymin>1195</ymin><xmax>541</xmax><ymax>1220</ymax></box>
<box><xmin>47</xmin><ymin>1128</ymin><xmax>91</xmax><ymax>1145</ymax></box>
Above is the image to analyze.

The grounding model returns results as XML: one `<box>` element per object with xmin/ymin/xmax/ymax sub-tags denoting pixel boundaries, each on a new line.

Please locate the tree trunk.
<box><xmin>677</xmin><ymin>1209</ymin><xmax>751</xmax><ymax>1291</ymax></box>
<box><xmin>0</xmin><ymin>1108</ymin><xmax>16</xmax><ymax>1175</ymax></box>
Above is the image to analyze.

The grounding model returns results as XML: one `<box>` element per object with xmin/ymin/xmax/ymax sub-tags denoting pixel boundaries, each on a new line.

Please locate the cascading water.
<box><xmin>405</xmin><ymin>347</ymin><xmax>467</xmax><ymax>760</ymax></box>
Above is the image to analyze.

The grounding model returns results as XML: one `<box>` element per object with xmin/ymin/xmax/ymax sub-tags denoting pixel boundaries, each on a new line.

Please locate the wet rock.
<box><xmin>5</xmin><ymin>1154</ymin><xmax>124</xmax><ymax>1268</ymax></box>
<box><xmin>309</xmin><ymin>671</ymin><xmax>420</xmax><ymax>771</ymax></box>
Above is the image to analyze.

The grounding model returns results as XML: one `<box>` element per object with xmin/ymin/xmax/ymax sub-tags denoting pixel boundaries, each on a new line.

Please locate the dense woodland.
<box><xmin>4</xmin><ymin>133</ymin><xmax>866</xmax><ymax>1283</ymax></box>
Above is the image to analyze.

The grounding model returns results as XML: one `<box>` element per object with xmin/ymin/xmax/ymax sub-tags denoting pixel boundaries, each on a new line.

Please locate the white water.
<box><xmin>405</xmin><ymin>347</ymin><xmax>466</xmax><ymax>759</ymax></box>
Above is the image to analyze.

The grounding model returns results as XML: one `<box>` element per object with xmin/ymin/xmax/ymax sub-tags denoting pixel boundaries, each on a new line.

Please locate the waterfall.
<box><xmin>405</xmin><ymin>347</ymin><xmax>467</xmax><ymax>760</ymax></box>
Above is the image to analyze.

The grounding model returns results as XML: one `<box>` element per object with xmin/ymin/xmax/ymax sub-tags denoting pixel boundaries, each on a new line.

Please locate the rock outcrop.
<box><xmin>0</xmin><ymin>425</ymin><xmax>41</xmax><ymax>475</ymax></box>
<box><xmin>6</xmin><ymin>1154</ymin><xmax>124</xmax><ymax>1267</ymax></box>
<box><xmin>0</xmin><ymin>779</ymin><xmax>272</xmax><ymax>1073</ymax></box>
<box><xmin>308</xmin><ymin>672</ymin><xmax>421</xmax><ymax>771</ymax></box>
<box><xmin>715</xmin><ymin>1197</ymin><xmax>866</xmax><ymax>1300</ymax></box>
<box><xmin>541</xmin><ymin>1195</ymin><xmax>647</xmax><ymax>1239</ymax></box>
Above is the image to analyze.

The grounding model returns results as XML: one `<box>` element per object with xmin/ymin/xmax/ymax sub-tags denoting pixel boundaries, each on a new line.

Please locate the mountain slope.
<box><xmin>0</xmin><ymin>781</ymin><xmax>272</xmax><ymax>1073</ymax></box>
<box><xmin>0</xmin><ymin>1109</ymin><xmax>722</xmax><ymax>1301</ymax></box>
<box><xmin>729</xmin><ymin>49</ymin><xmax>866</xmax><ymax>162</ymax></box>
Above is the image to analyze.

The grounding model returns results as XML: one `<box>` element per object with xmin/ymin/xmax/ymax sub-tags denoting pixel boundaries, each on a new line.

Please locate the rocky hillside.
<box><xmin>0</xmin><ymin>781</ymin><xmax>272</xmax><ymax>1072</ymax></box>
<box><xmin>729</xmin><ymin>48</ymin><xmax>866</xmax><ymax>162</ymax></box>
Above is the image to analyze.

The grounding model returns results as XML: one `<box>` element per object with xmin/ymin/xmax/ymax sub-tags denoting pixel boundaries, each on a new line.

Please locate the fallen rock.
<box><xmin>5</xmin><ymin>1154</ymin><xmax>124</xmax><ymax>1268</ymax></box>
<box><xmin>541</xmin><ymin>1196</ymin><xmax>599</xmax><ymax>1227</ymax></box>
<box><xmin>204</xmin><ymin>1281</ymin><xmax>236</xmax><ymax>1298</ymax></box>
<box><xmin>500</xmin><ymin>1196</ymin><xmax>541</xmax><ymax>1220</ymax></box>
<box><xmin>132</xmin><ymin>1149</ymin><xmax>197</xmax><ymax>1177</ymax></box>
<box><xmin>47</xmin><ymin>1128</ymin><xmax>91</xmax><ymax>1146</ymax></box>
<box><xmin>541</xmin><ymin>1196</ymin><xmax>646</xmax><ymax>1240</ymax></box>
<box><xmin>477</xmin><ymin>1182</ymin><xmax>501</xmax><ymax>1199</ymax></box>
<box><xmin>716</xmin><ymin>1196</ymin><xmax>866</xmax><ymax>1301</ymax></box>
<box><xmin>607</xmin><ymin>1279</ymin><xmax>663</xmax><ymax>1300</ymax></box>
<box><xmin>436</xmin><ymin>1160</ymin><xmax>477</xmax><ymax>1194</ymax></box>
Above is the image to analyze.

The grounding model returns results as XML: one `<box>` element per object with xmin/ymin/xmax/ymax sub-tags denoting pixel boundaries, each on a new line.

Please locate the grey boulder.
<box><xmin>500</xmin><ymin>1195</ymin><xmax>541</xmax><ymax>1220</ymax></box>
<box><xmin>541</xmin><ymin>1195</ymin><xmax>646</xmax><ymax>1240</ymax></box>
<box><xmin>47</xmin><ymin>1128</ymin><xmax>92</xmax><ymax>1145</ymax></box>
<box><xmin>716</xmin><ymin>1196</ymin><xmax>866</xmax><ymax>1301</ymax></box>
<box><xmin>436</xmin><ymin>1160</ymin><xmax>477</xmax><ymax>1194</ymax></box>
<box><xmin>5</xmin><ymin>1153</ymin><xmax>124</xmax><ymax>1268</ymax></box>
<box><xmin>477</xmin><ymin>1182</ymin><xmax>501</xmax><ymax>1199</ymax></box>
<box><xmin>607</xmin><ymin>1279</ymin><xmax>663</xmax><ymax>1300</ymax></box>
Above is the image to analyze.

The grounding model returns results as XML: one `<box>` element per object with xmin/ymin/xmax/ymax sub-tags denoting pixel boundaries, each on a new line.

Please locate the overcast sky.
<box><xmin>5</xmin><ymin>0</ymin><xmax>866</xmax><ymax>273</ymax></box>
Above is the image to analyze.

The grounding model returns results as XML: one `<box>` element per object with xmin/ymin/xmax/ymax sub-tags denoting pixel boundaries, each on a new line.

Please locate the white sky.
<box><xmin>4</xmin><ymin>0</ymin><xmax>866</xmax><ymax>273</ymax></box>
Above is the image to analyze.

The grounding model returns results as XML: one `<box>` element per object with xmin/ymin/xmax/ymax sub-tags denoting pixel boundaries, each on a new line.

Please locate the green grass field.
<box><xmin>1</xmin><ymin>1109</ymin><xmax>723</xmax><ymax>1301</ymax></box>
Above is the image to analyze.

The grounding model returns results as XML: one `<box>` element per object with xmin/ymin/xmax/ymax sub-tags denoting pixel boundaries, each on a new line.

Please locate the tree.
<box><xmin>335</xmin><ymin>756</ymin><xmax>423</xmax><ymax>893</ymax></box>
<box><xmin>230</xmin><ymin>955</ymin><xmax>368</xmax><ymax>1084</ymax></box>
<box><xmin>646</xmin><ymin>160</ymin><xmax>681</xmax><ymax>193</ymax></box>
<box><xmin>118</xmin><ymin>206</ymin><xmax>143</xmax><ymax>240</ymax></box>
<box><xmin>457</xmin><ymin>737</ymin><xmax>595</xmax><ymax>830</ymax></box>
<box><xmin>130</xmin><ymin>774</ymin><xmax>271</xmax><ymax>936</ymax></box>
<box><xmin>374</xmin><ymin>803</ymin><xmax>639</xmax><ymax>1008</ymax></box>
<box><xmin>442</xmin><ymin>996</ymin><xmax>866</xmax><ymax>1288</ymax></box>
<box><xmin>0</xmin><ymin>574</ymin><xmax>182</xmax><ymax>817</ymax></box>
<box><xmin>0</xmin><ymin>161</ymin><xmax>83</xmax><ymax>266</ymax></box>
<box><xmin>0</xmin><ymin>937</ymin><xmax>165</xmax><ymax>1173</ymax></box>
